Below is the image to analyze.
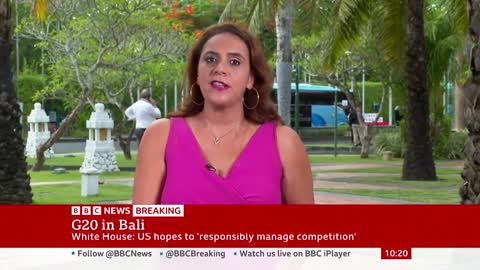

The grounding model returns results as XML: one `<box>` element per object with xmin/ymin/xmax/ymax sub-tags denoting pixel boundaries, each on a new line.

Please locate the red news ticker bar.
<box><xmin>0</xmin><ymin>205</ymin><xmax>479</xmax><ymax>248</ymax></box>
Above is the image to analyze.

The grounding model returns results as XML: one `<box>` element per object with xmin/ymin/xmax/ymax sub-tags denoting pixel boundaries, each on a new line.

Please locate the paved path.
<box><xmin>31</xmin><ymin>177</ymin><xmax>414</xmax><ymax>204</ymax></box>
<box><xmin>314</xmin><ymin>192</ymin><xmax>416</xmax><ymax>204</ymax></box>
<box><xmin>108</xmin><ymin>193</ymin><xmax>415</xmax><ymax>205</ymax></box>
<box><xmin>312</xmin><ymin>170</ymin><xmax>414</xmax><ymax>204</ymax></box>
<box><xmin>314</xmin><ymin>179</ymin><xmax>402</xmax><ymax>190</ymax></box>
<box><xmin>31</xmin><ymin>178</ymin><xmax>133</xmax><ymax>186</ymax></box>
<box><xmin>436</xmin><ymin>160</ymin><xmax>464</xmax><ymax>167</ymax></box>
<box><xmin>314</xmin><ymin>172</ymin><xmax>398</xmax><ymax>181</ymax></box>
<box><xmin>311</xmin><ymin>163</ymin><xmax>395</xmax><ymax>171</ymax></box>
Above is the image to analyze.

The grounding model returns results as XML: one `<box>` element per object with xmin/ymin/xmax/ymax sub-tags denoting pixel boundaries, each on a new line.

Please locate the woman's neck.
<box><xmin>200</xmin><ymin>104</ymin><xmax>245</xmax><ymax>127</ymax></box>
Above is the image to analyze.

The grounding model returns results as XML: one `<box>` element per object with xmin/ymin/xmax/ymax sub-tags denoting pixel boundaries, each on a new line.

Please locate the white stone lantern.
<box><xmin>81</xmin><ymin>168</ymin><xmax>100</xmax><ymax>196</ymax></box>
<box><xmin>25</xmin><ymin>103</ymin><xmax>54</xmax><ymax>158</ymax></box>
<box><xmin>80</xmin><ymin>103</ymin><xmax>119</xmax><ymax>173</ymax></box>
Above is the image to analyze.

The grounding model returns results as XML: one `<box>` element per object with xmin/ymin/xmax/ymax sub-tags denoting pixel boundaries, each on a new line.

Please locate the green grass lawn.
<box><xmin>30</xmin><ymin>170</ymin><xmax>135</xmax><ymax>182</ymax></box>
<box><xmin>28</xmin><ymin>153</ymin><xmax>462</xmax><ymax>172</ymax></box>
<box><xmin>331</xmin><ymin>175</ymin><xmax>462</xmax><ymax>188</ymax></box>
<box><xmin>309</xmin><ymin>154</ymin><xmax>403</xmax><ymax>164</ymax></box>
<box><xmin>306</xmin><ymin>144</ymin><xmax>354</xmax><ymax>148</ymax></box>
<box><xmin>32</xmin><ymin>184</ymin><xmax>132</xmax><ymax>204</ymax></box>
<box><xmin>316</xmin><ymin>188</ymin><xmax>460</xmax><ymax>204</ymax></box>
<box><xmin>27</xmin><ymin>153</ymin><xmax>138</xmax><ymax>167</ymax></box>
<box><xmin>24</xmin><ymin>152</ymin><xmax>464</xmax><ymax>204</ymax></box>
<box><xmin>319</xmin><ymin>166</ymin><xmax>461</xmax><ymax>175</ymax></box>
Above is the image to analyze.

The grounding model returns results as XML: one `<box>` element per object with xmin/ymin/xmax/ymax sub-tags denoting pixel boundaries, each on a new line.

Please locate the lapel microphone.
<box><xmin>206</xmin><ymin>163</ymin><xmax>217</xmax><ymax>172</ymax></box>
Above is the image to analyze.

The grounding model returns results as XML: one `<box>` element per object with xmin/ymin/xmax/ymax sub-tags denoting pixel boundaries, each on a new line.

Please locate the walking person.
<box><xmin>125</xmin><ymin>89</ymin><xmax>161</xmax><ymax>146</ymax></box>
<box><xmin>348</xmin><ymin>108</ymin><xmax>361</xmax><ymax>146</ymax></box>
<box><xmin>394</xmin><ymin>105</ymin><xmax>403</xmax><ymax>126</ymax></box>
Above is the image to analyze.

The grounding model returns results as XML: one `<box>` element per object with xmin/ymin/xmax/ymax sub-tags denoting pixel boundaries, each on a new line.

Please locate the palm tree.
<box><xmin>274</xmin><ymin>0</ymin><xmax>293</xmax><ymax>125</ymax></box>
<box><xmin>220</xmin><ymin>0</ymin><xmax>337</xmax><ymax>126</ymax></box>
<box><xmin>0</xmin><ymin>0</ymin><xmax>33</xmax><ymax>203</ymax></box>
<box><xmin>402</xmin><ymin>0</ymin><xmax>436</xmax><ymax>180</ymax></box>
<box><xmin>460</xmin><ymin>0</ymin><xmax>480</xmax><ymax>204</ymax></box>
<box><xmin>434</xmin><ymin>2</ymin><xmax>468</xmax><ymax>99</ymax></box>
<box><xmin>324</xmin><ymin>0</ymin><xmax>437</xmax><ymax>180</ymax></box>
<box><xmin>424</xmin><ymin>3</ymin><xmax>467</xmax><ymax>154</ymax></box>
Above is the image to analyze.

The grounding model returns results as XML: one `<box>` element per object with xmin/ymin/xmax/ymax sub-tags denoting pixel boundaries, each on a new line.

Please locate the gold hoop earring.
<box><xmin>243</xmin><ymin>87</ymin><xmax>259</xmax><ymax>110</ymax></box>
<box><xmin>190</xmin><ymin>83</ymin><xmax>204</xmax><ymax>106</ymax></box>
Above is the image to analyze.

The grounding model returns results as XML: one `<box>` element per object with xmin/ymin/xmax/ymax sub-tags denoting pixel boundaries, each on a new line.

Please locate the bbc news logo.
<box><xmin>71</xmin><ymin>206</ymin><xmax>102</xmax><ymax>216</ymax></box>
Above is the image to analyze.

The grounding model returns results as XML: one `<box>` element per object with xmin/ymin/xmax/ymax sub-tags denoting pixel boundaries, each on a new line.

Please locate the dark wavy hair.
<box><xmin>170</xmin><ymin>23</ymin><xmax>282</xmax><ymax>125</ymax></box>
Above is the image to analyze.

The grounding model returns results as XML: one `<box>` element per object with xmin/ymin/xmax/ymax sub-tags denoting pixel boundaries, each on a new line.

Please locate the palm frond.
<box><xmin>425</xmin><ymin>2</ymin><xmax>466</xmax><ymax>87</ymax></box>
<box><xmin>382</xmin><ymin>0</ymin><xmax>407</xmax><ymax>67</ymax></box>
<box><xmin>220</xmin><ymin>0</ymin><xmax>279</xmax><ymax>33</ymax></box>
<box><xmin>219</xmin><ymin>0</ymin><xmax>239</xmax><ymax>23</ymax></box>
<box><xmin>257</xmin><ymin>0</ymin><xmax>281</xmax><ymax>32</ymax></box>
<box><xmin>428</xmin><ymin>32</ymin><xmax>464</xmax><ymax>88</ymax></box>
<box><xmin>323</xmin><ymin>0</ymin><xmax>373</xmax><ymax>71</ymax></box>
<box><xmin>247</xmin><ymin>0</ymin><xmax>269</xmax><ymax>33</ymax></box>
<box><xmin>442</xmin><ymin>0</ymin><xmax>467</xmax><ymax>35</ymax></box>
<box><xmin>295</xmin><ymin>0</ymin><xmax>333</xmax><ymax>34</ymax></box>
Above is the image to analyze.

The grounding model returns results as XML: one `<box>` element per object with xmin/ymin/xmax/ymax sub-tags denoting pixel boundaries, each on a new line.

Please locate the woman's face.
<box><xmin>197</xmin><ymin>32</ymin><xmax>254</xmax><ymax>108</ymax></box>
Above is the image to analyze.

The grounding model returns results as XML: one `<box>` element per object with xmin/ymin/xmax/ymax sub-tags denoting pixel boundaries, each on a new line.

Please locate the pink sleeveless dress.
<box><xmin>160</xmin><ymin>117</ymin><xmax>283</xmax><ymax>204</ymax></box>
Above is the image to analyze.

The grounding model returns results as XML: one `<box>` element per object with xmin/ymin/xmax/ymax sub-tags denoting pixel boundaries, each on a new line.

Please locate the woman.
<box><xmin>132</xmin><ymin>23</ymin><xmax>314</xmax><ymax>204</ymax></box>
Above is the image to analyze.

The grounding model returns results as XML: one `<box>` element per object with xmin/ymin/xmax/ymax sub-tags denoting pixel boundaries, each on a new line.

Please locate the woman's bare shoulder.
<box><xmin>275</xmin><ymin>124</ymin><xmax>303</xmax><ymax>149</ymax></box>
<box><xmin>146</xmin><ymin>118</ymin><xmax>171</xmax><ymax>134</ymax></box>
<box><xmin>275</xmin><ymin>124</ymin><xmax>313</xmax><ymax>204</ymax></box>
<box><xmin>141</xmin><ymin>118</ymin><xmax>172</xmax><ymax>148</ymax></box>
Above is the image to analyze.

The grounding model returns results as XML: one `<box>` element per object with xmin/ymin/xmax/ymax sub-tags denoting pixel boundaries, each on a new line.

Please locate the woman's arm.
<box><xmin>132</xmin><ymin>119</ymin><xmax>171</xmax><ymax>204</ymax></box>
<box><xmin>276</xmin><ymin>125</ymin><xmax>315</xmax><ymax>204</ymax></box>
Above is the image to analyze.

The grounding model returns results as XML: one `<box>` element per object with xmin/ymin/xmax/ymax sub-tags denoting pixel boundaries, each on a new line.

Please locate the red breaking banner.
<box><xmin>0</xmin><ymin>205</ymin><xmax>477</xmax><ymax>248</ymax></box>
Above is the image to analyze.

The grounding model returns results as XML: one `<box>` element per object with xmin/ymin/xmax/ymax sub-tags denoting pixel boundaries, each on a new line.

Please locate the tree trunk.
<box><xmin>31</xmin><ymin>97</ymin><xmax>87</xmax><ymax>171</ymax></box>
<box><xmin>275</xmin><ymin>0</ymin><xmax>293</xmax><ymax>126</ymax></box>
<box><xmin>454</xmin><ymin>81</ymin><xmax>466</xmax><ymax>130</ymax></box>
<box><xmin>460</xmin><ymin>0</ymin><xmax>480</xmax><ymax>204</ymax></box>
<box><xmin>326</xmin><ymin>75</ymin><xmax>379</xmax><ymax>158</ymax></box>
<box><xmin>360</xmin><ymin>124</ymin><xmax>373</xmax><ymax>158</ymax></box>
<box><xmin>359</xmin><ymin>82</ymin><xmax>387</xmax><ymax>158</ymax></box>
<box><xmin>454</xmin><ymin>37</ymin><xmax>471</xmax><ymax>130</ymax></box>
<box><xmin>114</xmin><ymin>119</ymin><xmax>135</xmax><ymax>160</ymax></box>
<box><xmin>0</xmin><ymin>0</ymin><xmax>33</xmax><ymax>203</ymax></box>
<box><xmin>402</xmin><ymin>0</ymin><xmax>437</xmax><ymax>180</ymax></box>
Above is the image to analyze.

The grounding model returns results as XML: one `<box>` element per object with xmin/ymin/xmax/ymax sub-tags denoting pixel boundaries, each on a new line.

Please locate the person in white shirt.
<box><xmin>125</xmin><ymin>89</ymin><xmax>161</xmax><ymax>145</ymax></box>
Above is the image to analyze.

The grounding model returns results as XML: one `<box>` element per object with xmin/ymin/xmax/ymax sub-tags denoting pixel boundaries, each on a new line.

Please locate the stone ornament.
<box><xmin>80</xmin><ymin>103</ymin><xmax>119</xmax><ymax>173</ymax></box>
<box><xmin>25</xmin><ymin>103</ymin><xmax>54</xmax><ymax>158</ymax></box>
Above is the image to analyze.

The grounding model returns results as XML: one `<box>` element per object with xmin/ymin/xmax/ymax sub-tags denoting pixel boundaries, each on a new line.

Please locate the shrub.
<box><xmin>299</xmin><ymin>125</ymin><xmax>350</xmax><ymax>138</ymax></box>
<box><xmin>430</xmin><ymin>113</ymin><xmax>452</xmax><ymax>159</ymax></box>
<box><xmin>440</xmin><ymin>131</ymin><xmax>467</xmax><ymax>160</ymax></box>
<box><xmin>17</xmin><ymin>73</ymin><xmax>44</xmax><ymax>126</ymax></box>
<box><xmin>372</xmin><ymin>132</ymin><xmax>404</xmax><ymax>157</ymax></box>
